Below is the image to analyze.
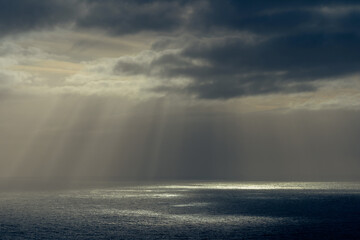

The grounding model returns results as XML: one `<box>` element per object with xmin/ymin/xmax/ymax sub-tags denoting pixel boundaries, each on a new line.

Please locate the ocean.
<box><xmin>0</xmin><ymin>181</ymin><xmax>360</xmax><ymax>239</ymax></box>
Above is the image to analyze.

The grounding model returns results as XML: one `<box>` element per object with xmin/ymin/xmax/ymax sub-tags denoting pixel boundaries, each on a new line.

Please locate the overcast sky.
<box><xmin>1</xmin><ymin>0</ymin><xmax>360</xmax><ymax>181</ymax></box>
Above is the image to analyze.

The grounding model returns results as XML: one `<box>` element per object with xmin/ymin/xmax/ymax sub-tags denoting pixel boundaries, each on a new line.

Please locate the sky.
<box><xmin>1</xmin><ymin>0</ymin><xmax>360</xmax><ymax>181</ymax></box>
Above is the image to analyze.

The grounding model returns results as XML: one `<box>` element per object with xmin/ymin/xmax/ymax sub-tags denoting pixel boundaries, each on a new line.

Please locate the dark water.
<box><xmin>1</xmin><ymin>181</ymin><xmax>360</xmax><ymax>239</ymax></box>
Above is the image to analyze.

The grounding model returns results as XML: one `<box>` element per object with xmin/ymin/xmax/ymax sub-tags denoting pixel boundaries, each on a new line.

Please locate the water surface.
<box><xmin>1</xmin><ymin>181</ymin><xmax>360</xmax><ymax>239</ymax></box>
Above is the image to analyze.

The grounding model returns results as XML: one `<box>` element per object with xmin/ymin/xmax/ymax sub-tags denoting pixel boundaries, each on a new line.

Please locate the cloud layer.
<box><xmin>1</xmin><ymin>0</ymin><xmax>360</xmax><ymax>100</ymax></box>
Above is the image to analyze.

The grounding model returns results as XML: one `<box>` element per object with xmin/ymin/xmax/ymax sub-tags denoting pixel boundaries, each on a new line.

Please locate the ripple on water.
<box><xmin>1</xmin><ymin>181</ymin><xmax>360</xmax><ymax>239</ymax></box>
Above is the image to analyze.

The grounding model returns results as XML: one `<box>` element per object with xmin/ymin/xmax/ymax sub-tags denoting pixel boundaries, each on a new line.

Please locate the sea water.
<box><xmin>0</xmin><ymin>181</ymin><xmax>360</xmax><ymax>239</ymax></box>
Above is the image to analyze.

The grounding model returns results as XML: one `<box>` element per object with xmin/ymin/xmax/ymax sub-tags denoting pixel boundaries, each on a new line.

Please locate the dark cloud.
<box><xmin>0</xmin><ymin>0</ymin><xmax>78</xmax><ymax>36</ymax></box>
<box><xmin>2</xmin><ymin>0</ymin><xmax>360</xmax><ymax>99</ymax></box>
<box><xmin>3</xmin><ymin>0</ymin><xmax>360</xmax><ymax>37</ymax></box>
<box><xmin>175</xmin><ymin>33</ymin><xmax>360</xmax><ymax>98</ymax></box>
<box><xmin>76</xmin><ymin>0</ymin><xmax>189</xmax><ymax>35</ymax></box>
<box><xmin>76</xmin><ymin>0</ymin><xmax>360</xmax><ymax>37</ymax></box>
<box><xmin>0</xmin><ymin>0</ymin><xmax>189</xmax><ymax>36</ymax></box>
<box><xmin>106</xmin><ymin>0</ymin><xmax>360</xmax><ymax>99</ymax></box>
<box><xmin>188</xmin><ymin>0</ymin><xmax>360</xmax><ymax>35</ymax></box>
<box><xmin>114</xmin><ymin>31</ymin><xmax>360</xmax><ymax>99</ymax></box>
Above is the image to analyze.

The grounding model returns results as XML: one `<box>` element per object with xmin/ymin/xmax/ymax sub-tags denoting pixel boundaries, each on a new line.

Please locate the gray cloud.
<box><xmin>174</xmin><ymin>33</ymin><xmax>360</xmax><ymax>98</ymax></box>
<box><xmin>0</xmin><ymin>0</ymin><xmax>189</xmax><ymax>37</ymax></box>
<box><xmin>2</xmin><ymin>0</ymin><xmax>360</xmax><ymax>99</ymax></box>
<box><xmin>76</xmin><ymin>0</ymin><xmax>360</xmax><ymax>36</ymax></box>
<box><xmin>114</xmin><ymin>32</ymin><xmax>360</xmax><ymax>99</ymax></box>
<box><xmin>187</xmin><ymin>1</ymin><xmax>360</xmax><ymax>35</ymax></box>
<box><xmin>76</xmin><ymin>0</ymin><xmax>190</xmax><ymax>35</ymax></box>
<box><xmin>103</xmin><ymin>0</ymin><xmax>360</xmax><ymax>99</ymax></box>
<box><xmin>2</xmin><ymin>1</ymin><xmax>360</xmax><ymax>37</ymax></box>
<box><xmin>0</xmin><ymin>0</ymin><xmax>79</xmax><ymax>36</ymax></box>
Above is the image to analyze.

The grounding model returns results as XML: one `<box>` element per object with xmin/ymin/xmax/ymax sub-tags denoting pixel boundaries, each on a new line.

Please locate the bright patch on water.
<box><xmin>1</xmin><ymin>181</ymin><xmax>360</xmax><ymax>239</ymax></box>
<box><xmin>157</xmin><ymin>181</ymin><xmax>360</xmax><ymax>190</ymax></box>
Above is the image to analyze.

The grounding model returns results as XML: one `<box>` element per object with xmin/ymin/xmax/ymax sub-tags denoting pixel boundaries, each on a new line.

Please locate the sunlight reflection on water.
<box><xmin>1</xmin><ymin>181</ymin><xmax>360</xmax><ymax>239</ymax></box>
<box><xmin>98</xmin><ymin>208</ymin><xmax>292</xmax><ymax>226</ymax></box>
<box><xmin>153</xmin><ymin>181</ymin><xmax>360</xmax><ymax>190</ymax></box>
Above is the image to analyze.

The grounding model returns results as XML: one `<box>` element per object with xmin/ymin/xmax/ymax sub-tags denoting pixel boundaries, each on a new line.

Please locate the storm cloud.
<box><xmin>0</xmin><ymin>0</ymin><xmax>79</xmax><ymax>36</ymax></box>
<box><xmin>103</xmin><ymin>0</ymin><xmax>360</xmax><ymax>99</ymax></box>
<box><xmin>2</xmin><ymin>0</ymin><xmax>360</xmax><ymax>99</ymax></box>
<box><xmin>113</xmin><ymin>32</ymin><xmax>360</xmax><ymax>99</ymax></box>
<box><xmin>2</xmin><ymin>0</ymin><xmax>360</xmax><ymax>36</ymax></box>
